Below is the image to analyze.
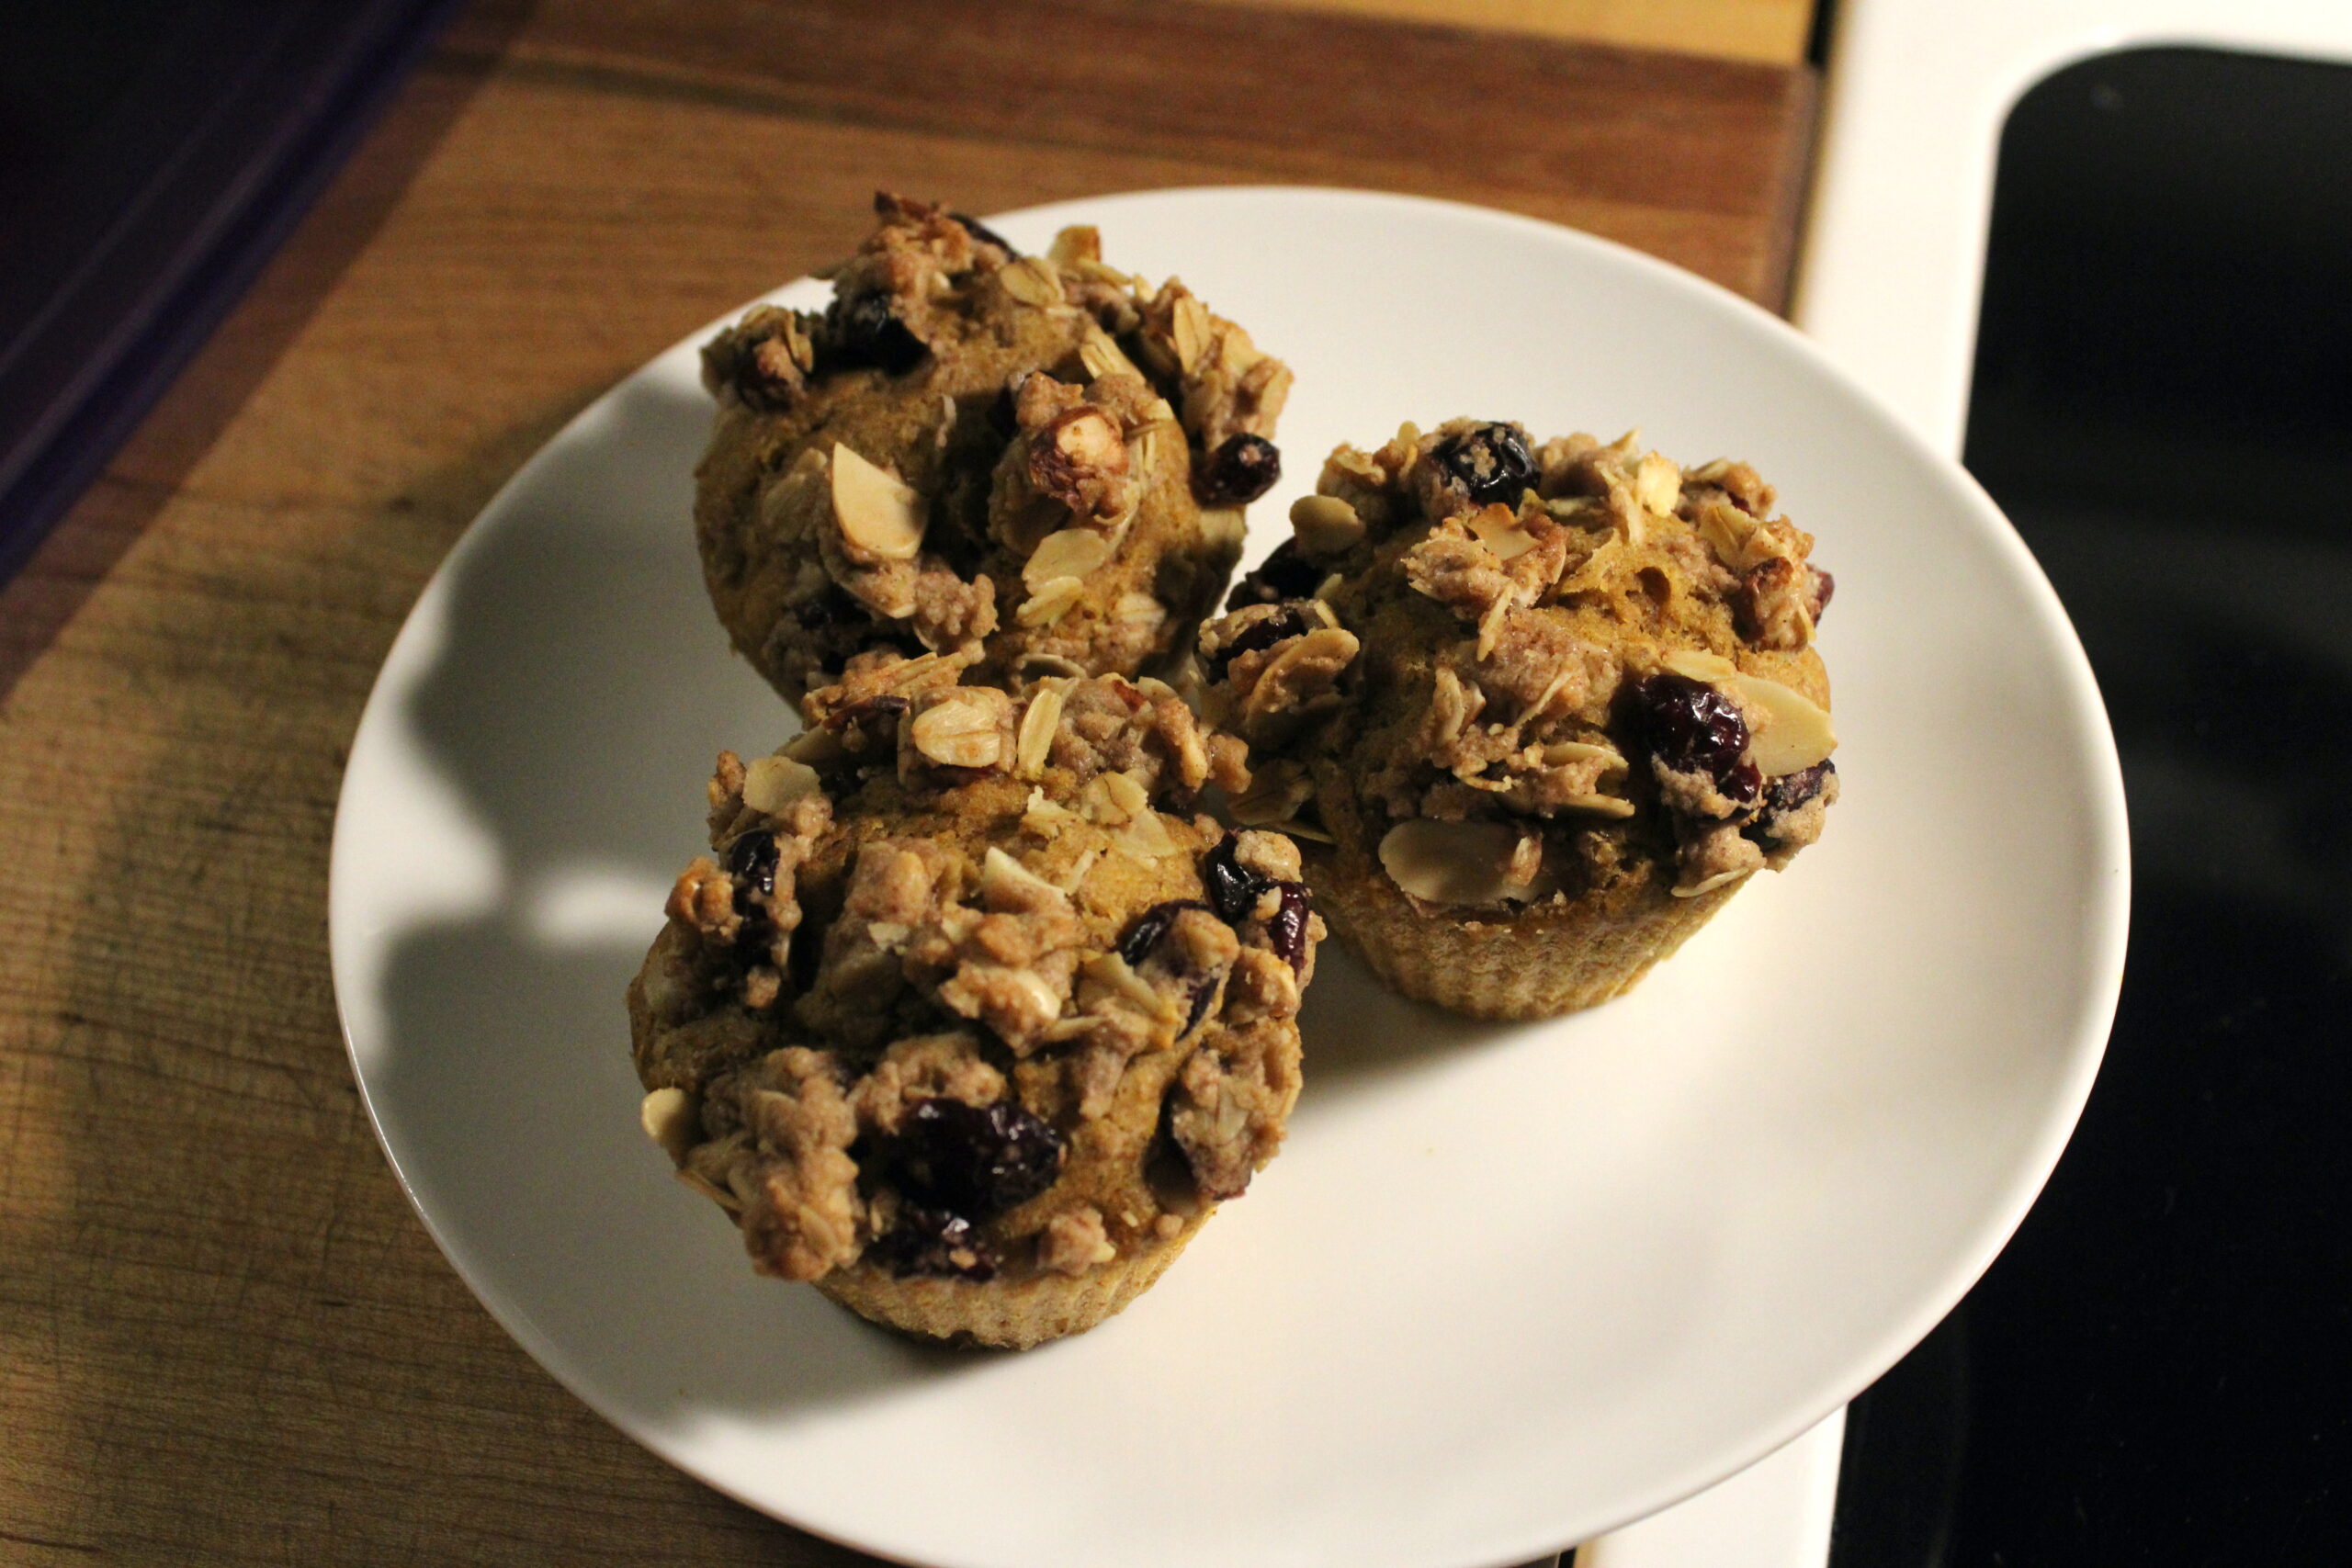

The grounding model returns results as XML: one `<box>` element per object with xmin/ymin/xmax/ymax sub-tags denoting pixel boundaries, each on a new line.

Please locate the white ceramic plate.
<box><xmin>329</xmin><ymin>187</ymin><xmax>2128</xmax><ymax>1568</ymax></box>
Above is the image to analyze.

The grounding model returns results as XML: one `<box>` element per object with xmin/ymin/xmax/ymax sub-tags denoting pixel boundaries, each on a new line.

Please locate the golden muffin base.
<box><xmin>813</xmin><ymin>1211</ymin><xmax>1211</xmax><ymax>1349</ymax></box>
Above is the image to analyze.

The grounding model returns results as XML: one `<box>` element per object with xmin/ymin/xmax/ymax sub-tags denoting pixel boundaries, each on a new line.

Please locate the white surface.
<box><xmin>1580</xmin><ymin>1409</ymin><xmax>1843</xmax><ymax>1568</ymax></box>
<box><xmin>327</xmin><ymin>186</ymin><xmax>2129</xmax><ymax>1568</ymax></box>
<box><xmin>1797</xmin><ymin>0</ymin><xmax>2352</xmax><ymax>453</ymax></box>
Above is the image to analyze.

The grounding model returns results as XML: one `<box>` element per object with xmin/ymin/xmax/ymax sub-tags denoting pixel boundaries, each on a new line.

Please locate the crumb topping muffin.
<box><xmin>695</xmin><ymin>193</ymin><xmax>1293</xmax><ymax>702</ymax></box>
<box><xmin>1201</xmin><ymin>419</ymin><xmax>1839</xmax><ymax>1018</ymax></box>
<box><xmin>627</xmin><ymin>650</ymin><xmax>1323</xmax><ymax>1347</ymax></box>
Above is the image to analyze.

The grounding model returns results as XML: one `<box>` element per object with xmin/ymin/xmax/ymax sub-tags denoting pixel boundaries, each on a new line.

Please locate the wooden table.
<box><xmin>0</xmin><ymin>2</ymin><xmax>1815</xmax><ymax>1560</ymax></box>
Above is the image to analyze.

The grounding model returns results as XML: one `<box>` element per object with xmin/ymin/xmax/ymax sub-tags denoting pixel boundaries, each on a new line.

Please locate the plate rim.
<box><xmin>326</xmin><ymin>183</ymin><xmax>2131</xmax><ymax>1565</ymax></box>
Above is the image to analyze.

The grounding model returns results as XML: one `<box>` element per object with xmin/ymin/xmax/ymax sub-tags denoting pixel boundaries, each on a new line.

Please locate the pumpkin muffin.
<box><xmin>695</xmin><ymin>193</ymin><xmax>1293</xmax><ymax>702</ymax></box>
<box><xmin>1200</xmin><ymin>419</ymin><xmax>1838</xmax><ymax>1020</ymax></box>
<box><xmin>627</xmin><ymin>650</ymin><xmax>1324</xmax><ymax>1348</ymax></box>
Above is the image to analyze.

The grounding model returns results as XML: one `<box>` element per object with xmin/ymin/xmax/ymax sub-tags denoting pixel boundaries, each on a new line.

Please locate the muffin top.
<box><xmin>628</xmin><ymin>649</ymin><xmax>1322</xmax><ymax>1288</ymax></box>
<box><xmin>695</xmin><ymin>192</ymin><xmax>1293</xmax><ymax>701</ymax></box>
<box><xmin>1201</xmin><ymin>418</ymin><xmax>1840</xmax><ymax>908</ymax></box>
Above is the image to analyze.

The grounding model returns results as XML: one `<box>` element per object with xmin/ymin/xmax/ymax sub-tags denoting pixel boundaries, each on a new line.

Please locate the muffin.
<box><xmin>627</xmin><ymin>650</ymin><xmax>1324</xmax><ymax>1348</ymax></box>
<box><xmin>695</xmin><ymin>192</ymin><xmax>1293</xmax><ymax>702</ymax></box>
<box><xmin>1200</xmin><ymin>420</ymin><xmax>1838</xmax><ymax>1019</ymax></box>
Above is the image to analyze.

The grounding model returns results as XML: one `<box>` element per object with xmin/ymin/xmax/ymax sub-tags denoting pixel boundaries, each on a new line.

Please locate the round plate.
<box><xmin>329</xmin><ymin>187</ymin><xmax>2127</xmax><ymax>1568</ymax></box>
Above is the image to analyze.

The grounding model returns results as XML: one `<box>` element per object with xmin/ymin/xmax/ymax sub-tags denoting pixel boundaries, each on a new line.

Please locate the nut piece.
<box><xmin>742</xmin><ymin>754</ymin><xmax>821</xmax><ymax>813</ymax></box>
<box><xmin>1662</xmin><ymin>649</ymin><xmax>1739</xmax><ymax>682</ymax></box>
<box><xmin>1014</xmin><ymin>680</ymin><xmax>1069</xmax><ymax>777</ymax></box>
<box><xmin>1290</xmin><ymin>493</ymin><xmax>1365</xmax><ymax>555</ymax></box>
<box><xmin>910</xmin><ymin>695</ymin><xmax>1004</xmax><ymax>769</ymax></box>
<box><xmin>1721</xmin><ymin>671</ymin><xmax>1837</xmax><ymax>775</ymax></box>
<box><xmin>1378</xmin><ymin>819</ymin><xmax>1544</xmax><ymax>906</ymax></box>
<box><xmin>1016</xmin><ymin>576</ymin><xmax>1087</xmax><ymax>627</ymax></box>
<box><xmin>1467</xmin><ymin>509</ymin><xmax>1541</xmax><ymax>561</ymax></box>
<box><xmin>997</xmin><ymin>255</ymin><xmax>1067</xmax><ymax>307</ymax></box>
<box><xmin>1024</xmin><ymin>527</ymin><xmax>1114</xmax><ymax>590</ymax></box>
<box><xmin>639</xmin><ymin>1087</ymin><xmax>697</xmax><ymax>1165</ymax></box>
<box><xmin>830</xmin><ymin>444</ymin><xmax>926</xmax><ymax>562</ymax></box>
<box><xmin>1633</xmin><ymin>452</ymin><xmax>1682</xmax><ymax>516</ymax></box>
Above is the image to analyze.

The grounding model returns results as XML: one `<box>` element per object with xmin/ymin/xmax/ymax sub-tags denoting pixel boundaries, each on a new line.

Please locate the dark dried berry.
<box><xmin>949</xmin><ymin>211</ymin><xmax>1018</xmax><ymax>256</ymax></box>
<box><xmin>1723</xmin><ymin>759</ymin><xmax>1762</xmax><ymax>808</ymax></box>
<box><xmin>1434</xmin><ymin>423</ymin><xmax>1536</xmax><ymax>507</ymax></box>
<box><xmin>868</xmin><ymin>1202</ymin><xmax>996</xmax><ymax>1281</ymax></box>
<box><xmin>1810</xmin><ymin>567</ymin><xmax>1835</xmax><ymax>623</ymax></box>
<box><xmin>1195</xmin><ymin>434</ymin><xmax>1282</xmax><ymax>505</ymax></box>
<box><xmin>1120</xmin><ymin>899</ymin><xmax>1214</xmax><ymax>967</ymax></box>
<box><xmin>725</xmin><ymin>830</ymin><xmax>779</xmax><ymax>906</ymax></box>
<box><xmin>1202</xmin><ymin>835</ymin><xmax>1268</xmax><ymax>923</ymax></box>
<box><xmin>1203</xmin><ymin>605</ymin><xmax>1311</xmax><ymax>682</ymax></box>
<box><xmin>886</xmin><ymin>1098</ymin><xmax>1062</xmax><ymax>1218</ymax></box>
<box><xmin>1639</xmin><ymin>672</ymin><xmax>1752</xmax><ymax>795</ymax></box>
<box><xmin>1224</xmin><ymin>539</ymin><xmax>1325</xmax><ymax>611</ymax></box>
<box><xmin>1182</xmin><ymin>976</ymin><xmax>1221</xmax><ymax>1036</ymax></box>
<box><xmin>822</xmin><ymin>291</ymin><xmax>927</xmax><ymax>375</ymax></box>
<box><xmin>1762</xmin><ymin>760</ymin><xmax>1834</xmax><ymax>816</ymax></box>
<box><xmin>1266</xmin><ymin>882</ymin><xmax>1312</xmax><ymax>972</ymax></box>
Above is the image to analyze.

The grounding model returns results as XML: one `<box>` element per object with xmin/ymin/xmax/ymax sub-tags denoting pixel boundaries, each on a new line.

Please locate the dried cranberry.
<box><xmin>822</xmin><ymin>291</ymin><xmax>927</xmax><ymax>375</ymax></box>
<box><xmin>1762</xmin><ymin>760</ymin><xmax>1834</xmax><ymax>816</ymax></box>
<box><xmin>1120</xmin><ymin>899</ymin><xmax>1214</xmax><ymax>967</ymax></box>
<box><xmin>1195</xmin><ymin>434</ymin><xmax>1282</xmax><ymax>505</ymax></box>
<box><xmin>1202</xmin><ymin>835</ymin><xmax>1268</xmax><ymax>923</ymax></box>
<box><xmin>868</xmin><ymin>1203</ymin><xmax>996</xmax><ymax>1281</ymax></box>
<box><xmin>1638</xmin><ymin>672</ymin><xmax>1752</xmax><ymax>796</ymax></box>
<box><xmin>1266</xmin><ymin>882</ymin><xmax>1312</xmax><ymax>972</ymax></box>
<box><xmin>886</xmin><ymin>1098</ymin><xmax>1062</xmax><ymax>1218</ymax></box>
<box><xmin>1810</xmin><ymin>567</ymin><xmax>1836</xmax><ymax>623</ymax></box>
<box><xmin>1203</xmin><ymin>605</ymin><xmax>1311</xmax><ymax>682</ymax></box>
<box><xmin>1224</xmin><ymin>540</ymin><xmax>1325</xmax><ymax>611</ymax></box>
<box><xmin>949</xmin><ymin>211</ymin><xmax>1018</xmax><ymax>256</ymax></box>
<box><xmin>1723</xmin><ymin>759</ymin><xmax>1762</xmax><ymax>808</ymax></box>
<box><xmin>1434</xmin><ymin>423</ymin><xmax>1536</xmax><ymax>507</ymax></box>
<box><xmin>724</xmin><ymin>831</ymin><xmax>780</xmax><ymax>936</ymax></box>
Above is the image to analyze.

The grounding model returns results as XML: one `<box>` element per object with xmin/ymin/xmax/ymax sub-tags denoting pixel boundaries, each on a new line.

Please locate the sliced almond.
<box><xmin>910</xmin><ymin>696</ymin><xmax>1004</xmax><ymax>770</ymax></box>
<box><xmin>1468</xmin><ymin>507</ymin><xmax>1541</xmax><ymax>561</ymax></box>
<box><xmin>639</xmin><ymin>1087</ymin><xmax>697</xmax><ymax>1165</ymax></box>
<box><xmin>1541</xmin><ymin>739</ymin><xmax>1630</xmax><ymax>775</ymax></box>
<box><xmin>979</xmin><ymin>846</ymin><xmax>1065</xmax><ymax>907</ymax></box>
<box><xmin>1016</xmin><ymin>575</ymin><xmax>1087</xmax><ymax>627</ymax></box>
<box><xmin>1721</xmin><ymin>671</ymin><xmax>1837</xmax><ymax>775</ymax></box>
<box><xmin>1024</xmin><ymin>528</ymin><xmax>1113</xmax><ymax>590</ymax></box>
<box><xmin>1117</xmin><ymin>808</ymin><xmax>1178</xmax><ymax>862</ymax></box>
<box><xmin>1022</xmin><ymin>786</ymin><xmax>1080</xmax><ymax>838</ymax></box>
<box><xmin>1170</xmin><ymin>292</ymin><xmax>1213</xmax><ymax>373</ymax></box>
<box><xmin>1633</xmin><ymin>452</ymin><xmax>1682</xmax><ymax>516</ymax></box>
<box><xmin>1662</xmin><ymin>649</ymin><xmax>1740</xmax><ymax>682</ymax></box>
<box><xmin>1672</xmin><ymin>865</ymin><xmax>1756</xmax><ymax>898</ymax></box>
<box><xmin>1290</xmin><ymin>493</ymin><xmax>1365</xmax><ymax>555</ymax></box>
<box><xmin>1015</xmin><ymin>653</ymin><xmax>1089</xmax><ymax>680</ymax></box>
<box><xmin>998</xmin><ymin>256</ymin><xmax>1066</xmax><ymax>307</ymax></box>
<box><xmin>1113</xmin><ymin>592</ymin><xmax>1166</xmax><ymax>630</ymax></box>
<box><xmin>742</xmin><ymin>755</ymin><xmax>821</xmax><ymax>814</ymax></box>
<box><xmin>1014</xmin><ymin>681</ymin><xmax>1069</xmax><ymax>777</ymax></box>
<box><xmin>1046</xmin><ymin>225</ymin><xmax>1102</xmax><ymax>265</ymax></box>
<box><xmin>1078</xmin><ymin>323</ymin><xmax>1141</xmax><ymax>381</ymax></box>
<box><xmin>1377</xmin><ymin>819</ymin><xmax>1543</xmax><ymax>906</ymax></box>
<box><xmin>1082</xmin><ymin>952</ymin><xmax>1178</xmax><ymax>1022</ymax></box>
<box><xmin>829</xmin><ymin>445</ymin><xmax>925</xmax><ymax>562</ymax></box>
<box><xmin>1102</xmin><ymin>771</ymin><xmax>1149</xmax><ymax>820</ymax></box>
<box><xmin>780</xmin><ymin>727</ymin><xmax>845</xmax><ymax>765</ymax></box>
<box><xmin>1557</xmin><ymin>793</ymin><xmax>1638</xmax><ymax>818</ymax></box>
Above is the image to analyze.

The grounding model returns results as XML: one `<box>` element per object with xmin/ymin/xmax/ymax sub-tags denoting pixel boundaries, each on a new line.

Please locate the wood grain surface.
<box><xmin>0</xmin><ymin>1</ymin><xmax>1814</xmax><ymax>1561</ymax></box>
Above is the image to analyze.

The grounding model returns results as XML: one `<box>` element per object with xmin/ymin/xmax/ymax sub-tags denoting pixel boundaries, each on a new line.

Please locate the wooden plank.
<box><xmin>1205</xmin><ymin>0</ymin><xmax>1814</xmax><ymax>65</ymax></box>
<box><xmin>0</xmin><ymin>1</ymin><xmax>1815</xmax><ymax>1562</ymax></box>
